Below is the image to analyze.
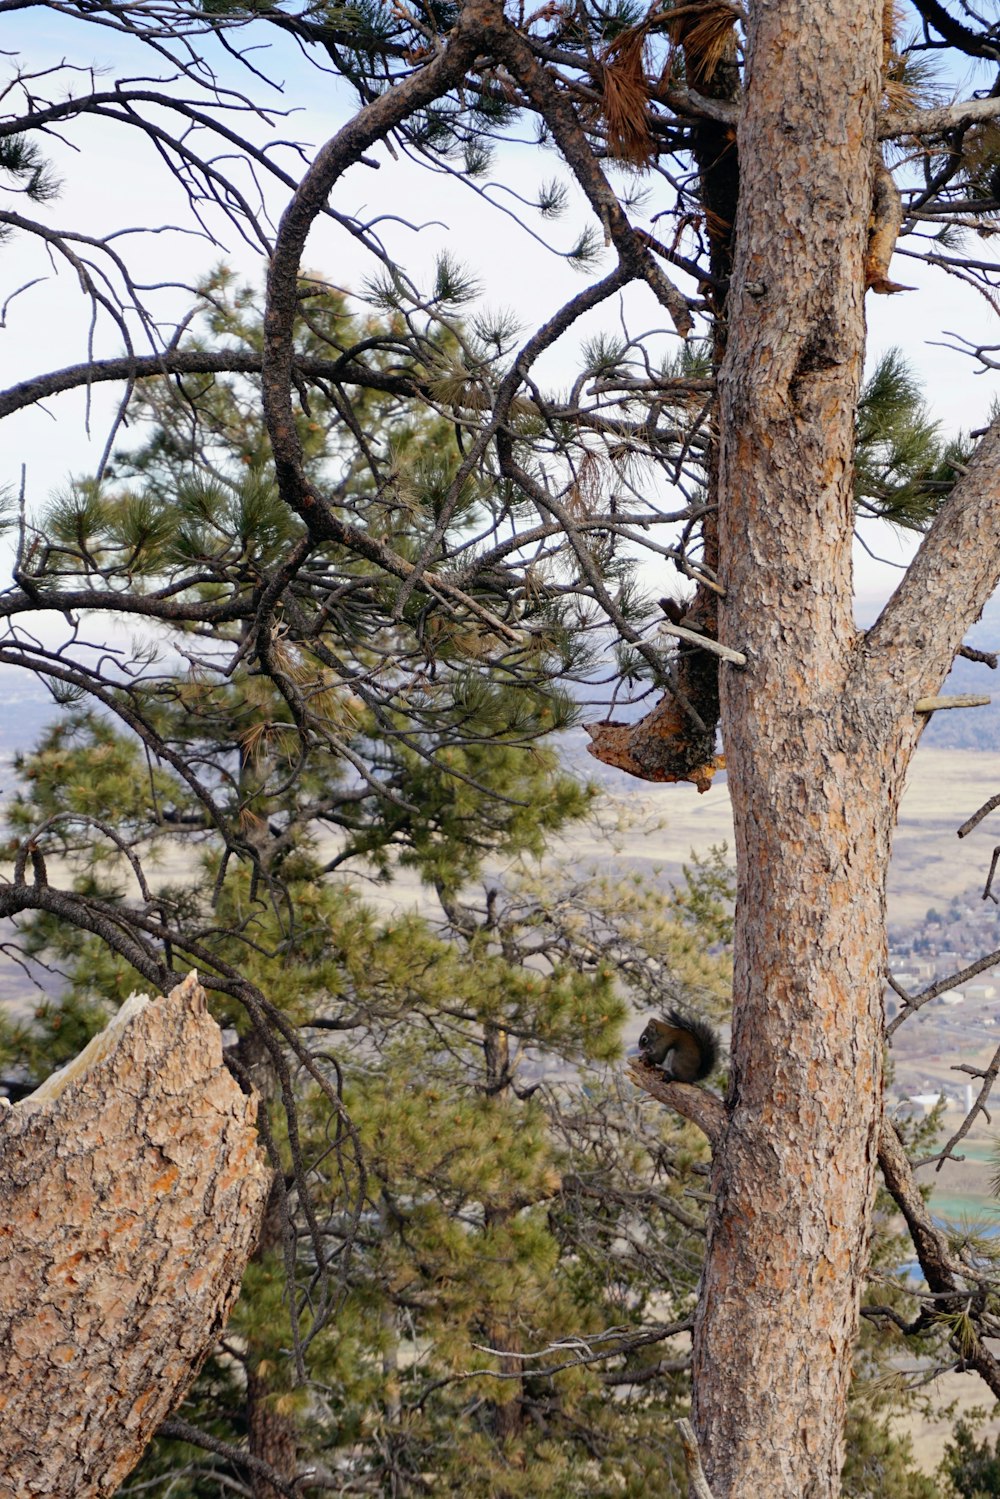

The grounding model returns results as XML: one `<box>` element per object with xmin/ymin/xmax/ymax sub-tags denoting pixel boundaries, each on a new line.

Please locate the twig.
<box><xmin>931</xmin><ymin>1039</ymin><xmax>1000</xmax><ymax>1169</ymax></box>
<box><xmin>914</xmin><ymin>694</ymin><xmax>991</xmax><ymax>712</ymax></box>
<box><xmin>958</xmin><ymin>796</ymin><xmax>1000</xmax><ymax>839</ymax></box>
<box><xmin>985</xmin><ymin>847</ymin><xmax>1000</xmax><ymax>904</ymax></box>
<box><xmin>659</xmin><ymin>621</ymin><xmax>747</xmax><ymax>667</ymax></box>
<box><xmin>886</xmin><ymin>945</ymin><xmax>1000</xmax><ymax>1035</ymax></box>
<box><xmin>675</xmin><ymin>1418</ymin><xmax>716</xmax><ymax>1499</ymax></box>
<box><xmin>958</xmin><ymin>644</ymin><xmax>999</xmax><ymax>669</ymax></box>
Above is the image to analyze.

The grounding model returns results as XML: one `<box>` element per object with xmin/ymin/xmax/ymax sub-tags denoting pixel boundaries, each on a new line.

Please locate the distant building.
<box><xmin>896</xmin><ymin>1093</ymin><xmax>946</xmax><ymax>1118</ymax></box>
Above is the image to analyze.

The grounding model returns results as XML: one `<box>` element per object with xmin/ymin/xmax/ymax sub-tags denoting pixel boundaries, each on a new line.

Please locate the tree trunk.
<box><xmin>692</xmin><ymin>0</ymin><xmax>1000</xmax><ymax>1484</ymax></box>
<box><xmin>694</xmin><ymin>2</ymin><xmax>890</xmax><ymax>1493</ymax></box>
<box><xmin>236</xmin><ymin>1031</ymin><xmax>303</xmax><ymax>1499</ymax></box>
<box><xmin>482</xmin><ymin>1020</ymin><xmax>527</xmax><ymax>1441</ymax></box>
<box><xmin>0</xmin><ymin>973</ymin><xmax>271</xmax><ymax>1499</ymax></box>
<box><xmin>246</xmin><ymin>1360</ymin><xmax>300</xmax><ymax>1499</ymax></box>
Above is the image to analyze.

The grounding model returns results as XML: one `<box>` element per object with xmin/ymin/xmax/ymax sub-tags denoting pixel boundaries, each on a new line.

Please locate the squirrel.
<box><xmin>636</xmin><ymin>1008</ymin><xmax>719</xmax><ymax>1083</ymax></box>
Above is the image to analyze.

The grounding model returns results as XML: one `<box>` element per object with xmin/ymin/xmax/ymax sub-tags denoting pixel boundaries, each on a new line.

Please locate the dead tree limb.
<box><xmin>0</xmin><ymin>972</ymin><xmax>272</xmax><ymax>1499</ymax></box>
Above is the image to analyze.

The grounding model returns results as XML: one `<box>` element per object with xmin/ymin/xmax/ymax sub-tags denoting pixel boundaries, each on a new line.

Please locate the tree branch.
<box><xmin>626</xmin><ymin>1059</ymin><xmax>728</xmax><ymax>1147</ymax></box>
<box><xmin>877</xmin><ymin>1119</ymin><xmax>1000</xmax><ymax>1399</ymax></box>
<box><xmin>858</xmin><ymin>415</ymin><xmax>1000</xmax><ymax>713</ymax></box>
<box><xmin>261</xmin><ymin>1</ymin><xmax>494</xmax><ymax>533</ymax></box>
<box><xmin>881</xmin><ymin>94</ymin><xmax>1000</xmax><ymax>139</ymax></box>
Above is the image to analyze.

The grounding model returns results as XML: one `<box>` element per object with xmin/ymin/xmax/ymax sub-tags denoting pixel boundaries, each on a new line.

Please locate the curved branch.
<box><xmin>261</xmin><ymin>2</ymin><xmax>493</xmax><ymax>530</ymax></box>
<box><xmin>626</xmin><ymin>1059</ymin><xmax>728</xmax><ymax>1147</ymax></box>
<box><xmin>908</xmin><ymin>0</ymin><xmax>1000</xmax><ymax>59</ymax></box>
<box><xmin>877</xmin><ymin>1119</ymin><xmax>1000</xmax><ymax>1399</ymax></box>
<box><xmin>494</xmin><ymin>23</ymin><xmax>694</xmax><ymax>337</ymax></box>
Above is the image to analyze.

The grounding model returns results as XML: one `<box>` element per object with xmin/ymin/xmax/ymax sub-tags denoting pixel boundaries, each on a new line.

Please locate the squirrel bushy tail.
<box><xmin>637</xmin><ymin>1007</ymin><xmax>718</xmax><ymax>1083</ymax></box>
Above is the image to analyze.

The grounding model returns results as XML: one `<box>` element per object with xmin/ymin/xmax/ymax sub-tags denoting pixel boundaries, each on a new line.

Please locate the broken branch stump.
<box><xmin>0</xmin><ymin>972</ymin><xmax>272</xmax><ymax>1499</ymax></box>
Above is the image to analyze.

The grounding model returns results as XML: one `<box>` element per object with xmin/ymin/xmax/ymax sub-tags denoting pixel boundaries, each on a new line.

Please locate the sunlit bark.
<box><xmin>0</xmin><ymin>974</ymin><xmax>271</xmax><ymax>1499</ymax></box>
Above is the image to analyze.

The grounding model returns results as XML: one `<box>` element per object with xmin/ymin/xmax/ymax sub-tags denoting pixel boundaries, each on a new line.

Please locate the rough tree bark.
<box><xmin>693</xmin><ymin>2</ymin><xmax>1000</xmax><ymax>1494</ymax></box>
<box><xmin>0</xmin><ymin>973</ymin><xmax>272</xmax><ymax>1499</ymax></box>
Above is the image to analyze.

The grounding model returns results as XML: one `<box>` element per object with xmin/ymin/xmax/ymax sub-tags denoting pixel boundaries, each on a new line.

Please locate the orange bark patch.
<box><xmin>130</xmin><ymin>1387</ymin><xmax>156</xmax><ymax>1421</ymax></box>
<box><xmin>585</xmin><ymin>695</ymin><xmax>722</xmax><ymax>791</ymax></box>
<box><xmin>149</xmin><ymin>1166</ymin><xmax>180</xmax><ymax>1195</ymax></box>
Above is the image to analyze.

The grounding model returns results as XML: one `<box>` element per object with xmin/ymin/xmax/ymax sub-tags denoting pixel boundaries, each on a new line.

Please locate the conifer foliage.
<box><xmin>1</xmin><ymin>279</ymin><xmax>734</xmax><ymax>1492</ymax></box>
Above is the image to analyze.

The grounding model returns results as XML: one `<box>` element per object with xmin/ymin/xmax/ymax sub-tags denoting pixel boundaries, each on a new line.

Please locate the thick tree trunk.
<box><xmin>0</xmin><ymin>973</ymin><xmax>271</xmax><ymax>1499</ymax></box>
<box><xmin>695</xmin><ymin>2</ymin><xmax>889</xmax><ymax>1494</ymax></box>
<box><xmin>246</xmin><ymin>1361</ymin><xmax>300</xmax><ymax>1499</ymax></box>
<box><xmin>662</xmin><ymin>0</ymin><xmax>1000</xmax><ymax>1490</ymax></box>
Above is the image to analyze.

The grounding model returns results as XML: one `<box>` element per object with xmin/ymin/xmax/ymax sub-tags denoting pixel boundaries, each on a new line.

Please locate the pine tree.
<box><xmin>0</xmin><ymin>280</ymin><xmax>734</xmax><ymax>1494</ymax></box>
<box><xmin>4</xmin><ymin>724</ymin><xmax>737</xmax><ymax>1494</ymax></box>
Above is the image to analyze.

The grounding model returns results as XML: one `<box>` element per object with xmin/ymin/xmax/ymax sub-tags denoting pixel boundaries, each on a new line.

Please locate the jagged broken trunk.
<box><xmin>0</xmin><ymin>975</ymin><xmax>271</xmax><ymax>1499</ymax></box>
